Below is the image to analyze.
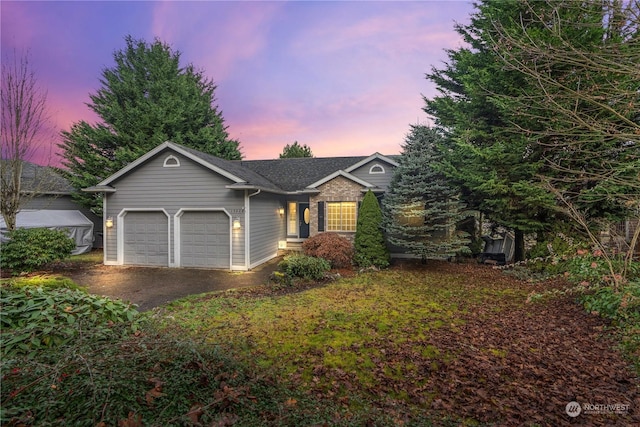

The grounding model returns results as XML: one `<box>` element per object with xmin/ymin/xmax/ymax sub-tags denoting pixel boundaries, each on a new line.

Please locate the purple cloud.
<box><xmin>1</xmin><ymin>1</ymin><xmax>474</xmax><ymax>164</ymax></box>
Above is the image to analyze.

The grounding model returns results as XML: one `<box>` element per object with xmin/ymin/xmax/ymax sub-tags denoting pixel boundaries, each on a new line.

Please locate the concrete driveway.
<box><xmin>66</xmin><ymin>257</ymin><xmax>281</xmax><ymax>311</ymax></box>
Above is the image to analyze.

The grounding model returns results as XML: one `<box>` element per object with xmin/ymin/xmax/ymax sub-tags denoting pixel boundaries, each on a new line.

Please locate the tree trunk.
<box><xmin>514</xmin><ymin>229</ymin><xmax>525</xmax><ymax>262</ymax></box>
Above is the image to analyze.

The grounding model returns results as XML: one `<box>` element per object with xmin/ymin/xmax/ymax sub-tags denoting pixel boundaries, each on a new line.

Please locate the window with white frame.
<box><xmin>326</xmin><ymin>201</ymin><xmax>357</xmax><ymax>231</ymax></box>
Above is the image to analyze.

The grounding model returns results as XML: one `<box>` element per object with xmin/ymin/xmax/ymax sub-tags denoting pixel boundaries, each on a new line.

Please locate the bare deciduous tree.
<box><xmin>1</xmin><ymin>49</ymin><xmax>54</xmax><ymax>230</ymax></box>
<box><xmin>489</xmin><ymin>0</ymin><xmax>640</xmax><ymax>283</ymax></box>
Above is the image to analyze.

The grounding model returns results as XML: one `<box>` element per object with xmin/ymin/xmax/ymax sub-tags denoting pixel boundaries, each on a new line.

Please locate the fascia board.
<box><xmin>306</xmin><ymin>170</ymin><xmax>375</xmax><ymax>190</ymax></box>
<box><xmin>344</xmin><ymin>153</ymin><xmax>399</xmax><ymax>173</ymax></box>
<box><xmin>98</xmin><ymin>141</ymin><xmax>245</xmax><ymax>186</ymax></box>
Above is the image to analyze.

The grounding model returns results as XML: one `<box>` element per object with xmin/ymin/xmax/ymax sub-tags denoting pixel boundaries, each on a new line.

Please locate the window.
<box><xmin>327</xmin><ymin>201</ymin><xmax>357</xmax><ymax>231</ymax></box>
<box><xmin>163</xmin><ymin>155</ymin><xmax>180</xmax><ymax>167</ymax></box>
<box><xmin>369</xmin><ymin>164</ymin><xmax>385</xmax><ymax>174</ymax></box>
<box><xmin>287</xmin><ymin>202</ymin><xmax>297</xmax><ymax>235</ymax></box>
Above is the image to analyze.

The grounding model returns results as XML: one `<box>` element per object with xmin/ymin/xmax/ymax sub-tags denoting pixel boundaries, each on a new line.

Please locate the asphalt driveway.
<box><xmin>66</xmin><ymin>257</ymin><xmax>281</xmax><ymax>311</ymax></box>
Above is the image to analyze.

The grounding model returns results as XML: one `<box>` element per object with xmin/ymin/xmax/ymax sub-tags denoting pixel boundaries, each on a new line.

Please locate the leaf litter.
<box><xmin>162</xmin><ymin>260</ymin><xmax>639</xmax><ymax>426</ymax></box>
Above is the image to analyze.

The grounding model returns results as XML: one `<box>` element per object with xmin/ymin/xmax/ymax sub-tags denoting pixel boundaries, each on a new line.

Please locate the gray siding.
<box><xmin>350</xmin><ymin>161</ymin><xmax>395</xmax><ymax>190</ymax></box>
<box><xmin>104</xmin><ymin>150</ymin><xmax>245</xmax><ymax>267</ymax></box>
<box><xmin>249</xmin><ymin>193</ymin><xmax>286</xmax><ymax>267</ymax></box>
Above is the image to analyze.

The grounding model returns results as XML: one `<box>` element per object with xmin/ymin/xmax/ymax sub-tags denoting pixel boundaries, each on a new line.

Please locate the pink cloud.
<box><xmin>151</xmin><ymin>2</ymin><xmax>282</xmax><ymax>83</ymax></box>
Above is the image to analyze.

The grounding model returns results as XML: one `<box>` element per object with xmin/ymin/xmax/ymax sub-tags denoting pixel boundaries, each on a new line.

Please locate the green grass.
<box><xmin>159</xmin><ymin>269</ymin><xmax>526</xmax><ymax>407</ymax></box>
<box><xmin>0</xmin><ymin>274</ymin><xmax>82</xmax><ymax>290</ymax></box>
<box><xmin>4</xmin><ymin>262</ymin><xmax>635</xmax><ymax>426</ymax></box>
<box><xmin>69</xmin><ymin>249</ymin><xmax>103</xmax><ymax>264</ymax></box>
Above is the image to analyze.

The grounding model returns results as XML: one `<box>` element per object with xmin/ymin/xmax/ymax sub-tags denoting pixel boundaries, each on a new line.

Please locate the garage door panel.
<box><xmin>123</xmin><ymin>212</ymin><xmax>169</xmax><ymax>266</ymax></box>
<box><xmin>180</xmin><ymin>211</ymin><xmax>229</xmax><ymax>268</ymax></box>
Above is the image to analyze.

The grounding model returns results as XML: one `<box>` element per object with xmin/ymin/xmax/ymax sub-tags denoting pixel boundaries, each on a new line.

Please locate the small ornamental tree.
<box><xmin>382</xmin><ymin>125</ymin><xmax>470</xmax><ymax>262</ymax></box>
<box><xmin>354</xmin><ymin>190</ymin><xmax>389</xmax><ymax>268</ymax></box>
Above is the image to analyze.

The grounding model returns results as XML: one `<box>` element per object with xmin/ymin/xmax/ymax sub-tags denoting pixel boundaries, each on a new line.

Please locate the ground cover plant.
<box><xmin>0</xmin><ymin>278</ymin><xmax>317</xmax><ymax>426</ymax></box>
<box><xmin>159</xmin><ymin>261</ymin><xmax>640</xmax><ymax>426</ymax></box>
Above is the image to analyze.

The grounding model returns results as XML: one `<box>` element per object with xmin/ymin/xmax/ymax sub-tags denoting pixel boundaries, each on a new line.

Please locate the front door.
<box><xmin>299</xmin><ymin>203</ymin><xmax>310</xmax><ymax>238</ymax></box>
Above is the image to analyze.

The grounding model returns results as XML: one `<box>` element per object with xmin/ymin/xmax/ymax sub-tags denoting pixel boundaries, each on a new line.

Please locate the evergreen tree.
<box><xmin>59</xmin><ymin>36</ymin><xmax>242</xmax><ymax>214</ymax></box>
<box><xmin>424</xmin><ymin>0</ymin><xmax>557</xmax><ymax>261</ymax></box>
<box><xmin>354</xmin><ymin>189</ymin><xmax>389</xmax><ymax>268</ymax></box>
<box><xmin>382</xmin><ymin>125</ymin><xmax>470</xmax><ymax>262</ymax></box>
<box><xmin>279</xmin><ymin>141</ymin><xmax>313</xmax><ymax>158</ymax></box>
<box><xmin>425</xmin><ymin>0</ymin><xmax>638</xmax><ymax>261</ymax></box>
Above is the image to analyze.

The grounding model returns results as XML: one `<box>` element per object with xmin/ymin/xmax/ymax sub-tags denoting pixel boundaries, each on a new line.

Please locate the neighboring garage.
<box><xmin>178</xmin><ymin>210</ymin><xmax>230</xmax><ymax>269</ymax></box>
<box><xmin>123</xmin><ymin>211</ymin><xmax>169</xmax><ymax>266</ymax></box>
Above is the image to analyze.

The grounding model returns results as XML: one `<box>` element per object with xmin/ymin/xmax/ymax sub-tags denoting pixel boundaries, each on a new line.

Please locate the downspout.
<box><xmin>245</xmin><ymin>189</ymin><xmax>261</xmax><ymax>269</ymax></box>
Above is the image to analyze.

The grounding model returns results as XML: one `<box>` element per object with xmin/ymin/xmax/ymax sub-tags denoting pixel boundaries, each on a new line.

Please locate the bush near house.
<box><xmin>0</xmin><ymin>228</ymin><xmax>75</xmax><ymax>274</ymax></box>
<box><xmin>302</xmin><ymin>233</ymin><xmax>354</xmax><ymax>268</ymax></box>
<box><xmin>354</xmin><ymin>190</ymin><xmax>389</xmax><ymax>269</ymax></box>
<box><xmin>278</xmin><ymin>254</ymin><xmax>331</xmax><ymax>281</ymax></box>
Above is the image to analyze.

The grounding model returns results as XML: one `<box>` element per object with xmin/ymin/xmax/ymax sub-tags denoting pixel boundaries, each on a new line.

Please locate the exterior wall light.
<box><xmin>278</xmin><ymin>207</ymin><xmax>285</xmax><ymax>216</ymax></box>
<box><xmin>105</xmin><ymin>217</ymin><xmax>114</xmax><ymax>228</ymax></box>
<box><xmin>233</xmin><ymin>218</ymin><xmax>241</xmax><ymax>229</ymax></box>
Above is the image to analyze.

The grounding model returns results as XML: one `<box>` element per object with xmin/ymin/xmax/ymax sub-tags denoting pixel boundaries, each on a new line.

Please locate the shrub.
<box><xmin>0</xmin><ymin>322</ymin><xmax>294</xmax><ymax>426</ymax></box>
<box><xmin>302</xmin><ymin>233</ymin><xmax>353</xmax><ymax>268</ymax></box>
<box><xmin>278</xmin><ymin>254</ymin><xmax>330</xmax><ymax>281</ymax></box>
<box><xmin>0</xmin><ymin>285</ymin><xmax>139</xmax><ymax>358</ymax></box>
<box><xmin>354</xmin><ymin>190</ymin><xmax>390</xmax><ymax>268</ymax></box>
<box><xmin>580</xmin><ymin>280</ymin><xmax>640</xmax><ymax>324</ymax></box>
<box><xmin>0</xmin><ymin>228</ymin><xmax>76</xmax><ymax>274</ymax></box>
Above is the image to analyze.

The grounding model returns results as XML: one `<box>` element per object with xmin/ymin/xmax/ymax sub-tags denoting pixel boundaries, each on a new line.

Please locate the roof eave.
<box><xmin>225</xmin><ymin>183</ymin><xmax>288</xmax><ymax>195</ymax></box>
<box><xmin>344</xmin><ymin>153</ymin><xmax>399</xmax><ymax>172</ymax></box>
<box><xmin>82</xmin><ymin>185</ymin><xmax>116</xmax><ymax>193</ymax></box>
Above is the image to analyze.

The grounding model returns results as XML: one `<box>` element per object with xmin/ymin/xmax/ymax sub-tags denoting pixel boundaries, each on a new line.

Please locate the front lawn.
<box><xmin>159</xmin><ymin>261</ymin><xmax>639</xmax><ymax>426</ymax></box>
<box><xmin>2</xmin><ymin>261</ymin><xmax>637</xmax><ymax>426</ymax></box>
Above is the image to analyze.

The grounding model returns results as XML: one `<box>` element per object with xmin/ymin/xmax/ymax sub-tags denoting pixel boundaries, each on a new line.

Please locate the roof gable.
<box><xmin>86</xmin><ymin>141</ymin><xmax>396</xmax><ymax>194</ymax></box>
<box><xmin>343</xmin><ymin>153</ymin><xmax>399</xmax><ymax>173</ymax></box>
<box><xmin>96</xmin><ymin>142</ymin><xmax>247</xmax><ymax>187</ymax></box>
<box><xmin>305</xmin><ymin>170</ymin><xmax>375</xmax><ymax>190</ymax></box>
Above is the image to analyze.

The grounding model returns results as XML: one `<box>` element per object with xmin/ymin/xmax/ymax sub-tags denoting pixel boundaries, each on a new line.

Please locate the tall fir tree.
<box><xmin>354</xmin><ymin>189</ymin><xmax>389</xmax><ymax>268</ymax></box>
<box><xmin>59</xmin><ymin>36</ymin><xmax>242</xmax><ymax>214</ymax></box>
<box><xmin>425</xmin><ymin>0</ymin><xmax>639</xmax><ymax>261</ymax></box>
<box><xmin>382</xmin><ymin>125</ymin><xmax>470</xmax><ymax>262</ymax></box>
<box><xmin>424</xmin><ymin>0</ymin><xmax>557</xmax><ymax>261</ymax></box>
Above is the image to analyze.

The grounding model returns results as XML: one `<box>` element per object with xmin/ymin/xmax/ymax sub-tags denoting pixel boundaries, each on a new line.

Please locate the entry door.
<box><xmin>299</xmin><ymin>203</ymin><xmax>310</xmax><ymax>238</ymax></box>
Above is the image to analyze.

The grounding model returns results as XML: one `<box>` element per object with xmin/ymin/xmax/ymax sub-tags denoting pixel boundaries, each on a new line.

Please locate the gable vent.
<box><xmin>369</xmin><ymin>164</ymin><xmax>385</xmax><ymax>174</ymax></box>
<box><xmin>163</xmin><ymin>155</ymin><xmax>180</xmax><ymax>168</ymax></box>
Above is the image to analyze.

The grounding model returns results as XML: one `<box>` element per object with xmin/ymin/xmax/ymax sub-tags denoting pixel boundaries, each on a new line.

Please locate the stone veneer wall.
<box><xmin>309</xmin><ymin>176</ymin><xmax>366</xmax><ymax>240</ymax></box>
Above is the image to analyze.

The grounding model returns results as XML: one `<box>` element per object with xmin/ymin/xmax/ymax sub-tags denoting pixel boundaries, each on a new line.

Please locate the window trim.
<box><xmin>163</xmin><ymin>155</ymin><xmax>180</xmax><ymax>168</ymax></box>
<box><xmin>369</xmin><ymin>164</ymin><xmax>385</xmax><ymax>174</ymax></box>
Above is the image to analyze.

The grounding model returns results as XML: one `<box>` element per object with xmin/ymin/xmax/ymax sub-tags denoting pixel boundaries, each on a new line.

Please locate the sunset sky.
<box><xmin>1</xmin><ymin>1</ymin><xmax>474</xmax><ymax>165</ymax></box>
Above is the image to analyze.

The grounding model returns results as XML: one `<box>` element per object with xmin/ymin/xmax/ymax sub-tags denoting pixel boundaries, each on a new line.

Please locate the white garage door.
<box><xmin>180</xmin><ymin>211</ymin><xmax>230</xmax><ymax>268</ymax></box>
<box><xmin>123</xmin><ymin>212</ymin><xmax>169</xmax><ymax>266</ymax></box>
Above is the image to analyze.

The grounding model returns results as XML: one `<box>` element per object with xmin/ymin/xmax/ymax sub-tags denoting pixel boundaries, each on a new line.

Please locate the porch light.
<box><xmin>278</xmin><ymin>207</ymin><xmax>285</xmax><ymax>216</ymax></box>
<box><xmin>233</xmin><ymin>218</ymin><xmax>241</xmax><ymax>229</ymax></box>
<box><xmin>105</xmin><ymin>217</ymin><xmax>114</xmax><ymax>228</ymax></box>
